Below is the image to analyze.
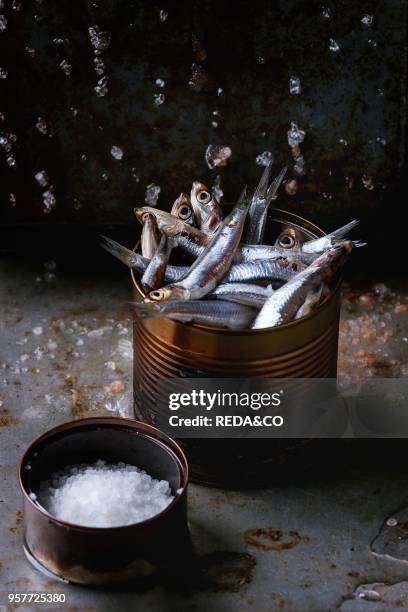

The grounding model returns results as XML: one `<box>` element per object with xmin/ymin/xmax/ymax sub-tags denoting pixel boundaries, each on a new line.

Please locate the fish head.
<box><xmin>191</xmin><ymin>181</ymin><xmax>220</xmax><ymax>213</ymax></box>
<box><xmin>134</xmin><ymin>207</ymin><xmax>157</xmax><ymax>223</ymax></box>
<box><xmin>136</xmin><ymin>207</ymin><xmax>184</xmax><ymax>236</ymax></box>
<box><xmin>145</xmin><ymin>285</ymin><xmax>187</xmax><ymax>303</ymax></box>
<box><xmin>274</xmin><ymin>227</ymin><xmax>304</xmax><ymax>251</ymax></box>
<box><xmin>171</xmin><ymin>193</ymin><xmax>194</xmax><ymax>224</ymax></box>
<box><xmin>191</xmin><ymin>181</ymin><xmax>222</xmax><ymax>231</ymax></box>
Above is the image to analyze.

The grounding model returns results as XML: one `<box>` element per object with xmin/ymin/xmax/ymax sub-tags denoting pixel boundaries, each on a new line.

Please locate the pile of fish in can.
<box><xmin>101</xmin><ymin>166</ymin><xmax>364</xmax><ymax>330</ymax></box>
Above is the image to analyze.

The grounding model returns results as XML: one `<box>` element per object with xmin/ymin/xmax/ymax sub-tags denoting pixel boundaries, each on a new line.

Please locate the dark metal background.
<box><xmin>0</xmin><ymin>0</ymin><xmax>406</xmax><ymax>270</ymax></box>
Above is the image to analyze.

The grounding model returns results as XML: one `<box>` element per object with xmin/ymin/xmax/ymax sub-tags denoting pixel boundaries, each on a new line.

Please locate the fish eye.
<box><xmin>150</xmin><ymin>290</ymin><xmax>163</xmax><ymax>301</ymax></box>
<box><xmin>198</xmin><ymin>190</ymin><xmax>211</xmax><ymax>204</ymax></box>
<box><xmin>278</xmin><ymin>234</ymin><xmax>296</xmax><ymax>249</ymax></box>
<box><xmin>179</xmin><ymin>205</ymin><xmax>191</xmax><ymax>219</ymax></box>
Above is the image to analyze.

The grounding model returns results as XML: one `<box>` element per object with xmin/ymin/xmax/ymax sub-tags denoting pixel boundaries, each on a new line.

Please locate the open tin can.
<box><xmin>19</xmin><ymin>417</ymin><xmax>191</xmax><ymax>585</ymax></box>
<box><xmin>132</xmin><ymin>209</ymin><xmax>341</xmax><ymax>486</ymax></box>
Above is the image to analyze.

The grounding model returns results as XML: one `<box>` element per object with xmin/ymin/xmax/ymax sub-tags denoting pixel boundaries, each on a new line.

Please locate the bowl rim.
<box><xmin>19</xmin><ymin>416</ymin><xmax>189</xmax><ymax>533</ymax></box>
<box><xmin>130</xmin><ymin>208</ymin><xmax>342</xmax><ymax>334</ymax></box>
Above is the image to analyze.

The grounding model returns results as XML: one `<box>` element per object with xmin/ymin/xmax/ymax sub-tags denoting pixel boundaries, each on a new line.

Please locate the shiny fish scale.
<box><xmin>133</xmin><ymin>300</ymin><xmax>256</xmax><ymax>329</ymax></box>
<box><xmin>100</xmin><ymin>237</ymin><xmax>303</xmax><ymax>284</ymax></box>
<box><xmin>224</xmin><ymin>258</ymin><xmax>304</xmax><ymax>282</ymax></box>
<box><xmin>253</xmin><ymin>244</ymin><xmax>351</xmax><ymax>329</ymax></box>
<box><xmin>211</xmin><ymin>283</ymin><xmax>274</xmax><ymax>308</ymax></box>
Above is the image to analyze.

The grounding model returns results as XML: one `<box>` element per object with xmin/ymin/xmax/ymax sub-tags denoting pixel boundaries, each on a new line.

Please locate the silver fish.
<box><xmin>136</xmin><ymin>212</ymin><xmax>288</xmax><ymax>264</ymax></box>
<box><xmin>100</xmin><ymin>236</ymin><xmax>189</xmax><ymax>282</ymax></box>
<box><xmin>100</xmin><ymin>236</ymin><xmax>300</xmax><ymax>285</ymax></box>
<box><xmin>141</xmin><ymin>235</ymin><xmax>175</xmax><ymax>292</ymax></box>
<box><xmin>294</xmin><ymin>284</ymin><xmax>323</xmax><ymax>320</ymax></box>
<box><xmin>246</xmin><ymin>166</ymin><xmax>287</xmax><ymax>244</ymax></box>
<box><xmin>136</xmin><ymin>208</ymin><xmax>360</xmax><ymax>265</ymax></box>
<box><xmin>171</xmin><ymin>193</ymin><xmax>195</xmax><ymax>226</ymax></box>
<box><xmin>145</xmin><ymin>188</ymin><xmax>249</xmax><ymax>302</ymax></box>
<box><xmin>224</xmin><ymin>257</ymin><xmax>305</xmax><ymax>283</ymax></box>
<box><xmin>190</xmin><ymin>181</ymin><xmax>222</xmax><ymax>233</ymax></box>
<box><xmin>252</xmin><ymin>242</ymin><xmax>353</xmax><ymax>329</ymax></box>
<box><xmin>269</xmin><ymin>220</ymin><xmax>362</xmax><ymax>264</ymax></box>
<box><xmin>140</xmin><ymin>213</ymin><xmax>159</xmax><ymax>259</ymax></box>
<box><xmin>132</xmin><ymin>300</ymin><xmax>256</xmax><ymax>329</ymax></box>
<box><xmin>211</xmin><ymin>283</ymin><xmax>274</xmax><ymax>308</ymax></box>
<box><xmin>135</xmin><ymin>207</ymin><xmax>210</xmax><ymax>258</ymax></box>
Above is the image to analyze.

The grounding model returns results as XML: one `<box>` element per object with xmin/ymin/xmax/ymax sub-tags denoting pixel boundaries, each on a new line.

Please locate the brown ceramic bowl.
<box><xmin>19</xmin><ymin>417</ymin><xmax>191</xmax><ymax>585</ymax></box>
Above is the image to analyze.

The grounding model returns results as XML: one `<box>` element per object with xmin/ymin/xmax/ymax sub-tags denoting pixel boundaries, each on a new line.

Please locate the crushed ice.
<box><xmin>144</xmin><ymin>183</ymin><xmax>161</xmax><ymax>207</ymax></box>
<box><xmin>289</xmin><ymin>76</ymin><xmax>301</xmax><ymax>95</ymax></box>
<box><xmin>110</xmin><ymin>145</ymin><xmax>124</xmax><ymax>160</ymax></box>
<box><xmin>205</xmin><ymin>144</ymin><xmax>232</xmax><ymax>169</ymax></box>
<box><xmin>287</xmin><ymin>122</ymin><xmax>306</xmax><ymax>148</ymax></box>
<box><xmin>329</xmin><ymin>38</ymin><xmax>340</xmax><ymax>52</ymax></box>
<box><xmin>256</xmin><ymin>151</ymin><xmax>274</xmax><ymax>166</ymax></box>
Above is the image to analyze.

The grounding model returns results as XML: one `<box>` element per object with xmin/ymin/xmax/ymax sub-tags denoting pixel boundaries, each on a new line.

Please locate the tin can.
<box><xmin>132</xmin><ymin>210</ymin><xmax>341</xmax><ymax>486</ymax></box>
<box><xmin>19</xmin><ymin>417</ymin><xmax>191</xmax><ymax>585</ymax></box>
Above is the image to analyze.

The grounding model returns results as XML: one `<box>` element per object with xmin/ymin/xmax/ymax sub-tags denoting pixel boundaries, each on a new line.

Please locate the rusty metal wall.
<box><xmin>0</xmin><ymin>0</ymin><xmax>405</xmax><ymax>223</ymax></box>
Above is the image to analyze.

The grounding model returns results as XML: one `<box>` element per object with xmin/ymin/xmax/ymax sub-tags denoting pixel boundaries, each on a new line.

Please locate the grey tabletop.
<box><xmin>1</xmin><ymin>258</ymin><xmax>408</xmax><ymax>612</ymax></box>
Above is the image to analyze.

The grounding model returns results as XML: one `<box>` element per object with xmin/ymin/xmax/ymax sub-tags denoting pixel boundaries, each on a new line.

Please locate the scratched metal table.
<box><xmin>1</xmin><ymin>258</ymin><xmax>408</xmax><ymax>612</ymax></box>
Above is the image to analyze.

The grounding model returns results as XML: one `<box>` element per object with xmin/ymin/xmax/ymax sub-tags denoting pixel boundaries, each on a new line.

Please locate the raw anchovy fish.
<box><xmin>132</xmin><ymin>300</ymin><xmax>256</xmax><ymax>329</ymax></box>
<box><xmin>246</xmin><ymin>166</ymin><xmax>287</xmax><ymax>245</ymax></box>
<box><xmin>135</xmin><ymin>207</ymin><xmax>210</xmax><ymax>258</ymax></box>
<box><xmin>141</xmin><ymin>235</ymin><xmax>175</xmax><ymax>292</ymax></box>
<box><xmin>171</xmin><ymin>193</ymin><xmax>195</xmax><ymax>226</ymax></box>
<box><xmin>271</xmin><ymin>220</ymin><xmax>362</xmax><ymax>264</ymax></box>
<box><xmin>190</xmin><ymin>181</ymin><xmax>223</xmax><ymax>233</ymax></box>
<box><xmin>224</xmin><ymin>257</ymin><xmax>305</xmax><ymax>283</ymax></box>
<box><xmin>100</xmin><ymin>236</ymin><xmax>189</xmax><ymax>282</ymax></box>
<box><xmin>140</xmin><ymin>213</ymin><xmax>159</xmax><ymax>259</ymax></box>
<box><xmin>294</xmin><ymin>284</ymin><xmax>323</xmax><ymax>319</ymax></box>
<box><xmin>136</xmin><ymin>212</ymin><xmax>289</xmax><ymax>263</ymax></box>
<box><xmin>252</xmin><ymin>242</ymin><xmax>353</xmax><ymax>329</ymax></box>
<box><xmin>100</xmin><ymin>236</ymin><xmax>301</xmax><ymax>285</ymax></box>
<box><xmin>145</xmin><ymin>188</ymin><xmax>249</xmax><ymax>302</ymax></box>
<box><xmin>302</xmin><ymin>220</ymin><xmax>360</xmax><ymax>253</ymax></box>
<box><xmin>211</xmin><ymin>283</ymin><xmax>274</xmax><ymax>308</ymax></box>
<box><xmin>137</xmin><ymin>211</ymin><xmax>358</xmax><ymax>266</ymax></box>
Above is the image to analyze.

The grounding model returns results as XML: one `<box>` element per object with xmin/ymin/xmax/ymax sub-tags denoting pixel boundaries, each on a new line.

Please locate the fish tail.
<box><xmin>100</xmin><ymin>236</ymin><xmax>147</xmax><ymax>271</ymax></box>
<box><xmin>266</xmin><ymin>166</ymin><xmax>288</xmax><ymax>204</ymax></box>
<box><xmin>328</xmin><ymin>220</ymin><xmax>360</xmax><ymax>240</ymax></box>
<box><xmin>253</xmin><ymin>165</ymin><xmax>273</xmax><ymax>200</ymax></box>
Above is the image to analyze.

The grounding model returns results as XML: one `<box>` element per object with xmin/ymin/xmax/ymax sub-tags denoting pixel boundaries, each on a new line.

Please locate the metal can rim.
<box><xmin>130</xmin><ymin>208</ymin><xmax>342</xmax><ymax>334</ymax></box>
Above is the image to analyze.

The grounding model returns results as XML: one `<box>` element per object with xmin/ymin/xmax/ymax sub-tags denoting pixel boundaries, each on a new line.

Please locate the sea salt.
<box><xmin>38</xmin><ymin>460</ymin><xmax>174</xmax><ymax>527</ymax></box>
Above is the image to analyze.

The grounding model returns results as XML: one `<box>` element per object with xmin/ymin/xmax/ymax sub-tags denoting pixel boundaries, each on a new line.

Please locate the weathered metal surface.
<box><xmin>0</xmin><ymin>0</ymin><xmax>406</xmax><ymax>229</ymax></box>
<box><xmin>2</xmin><ymin>260</ymin><xmax>408</xmax><ymax>609</ymax></box>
